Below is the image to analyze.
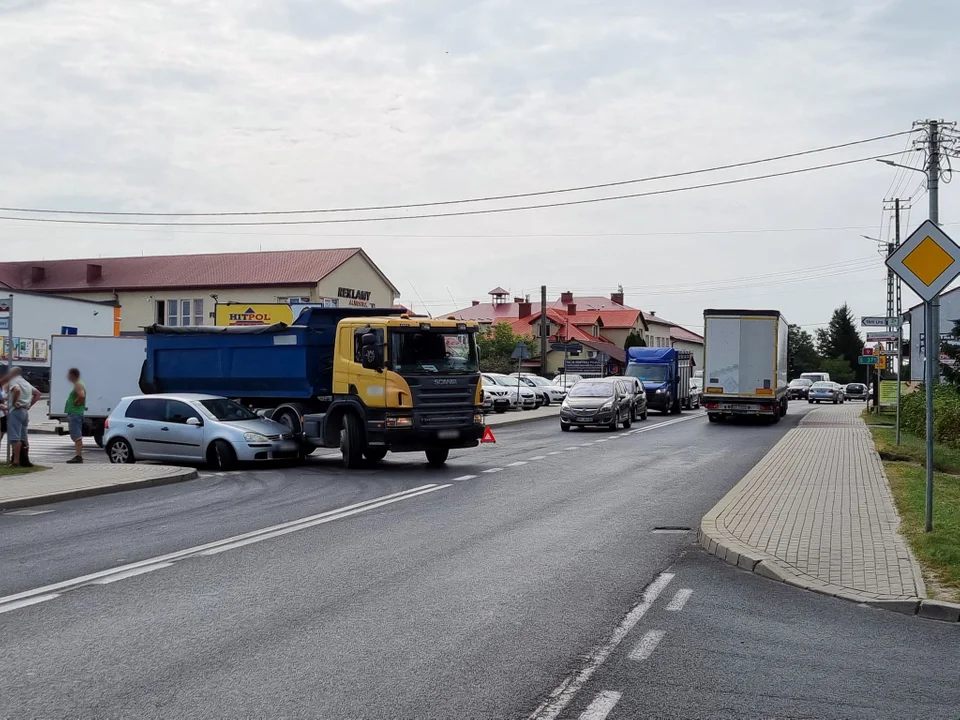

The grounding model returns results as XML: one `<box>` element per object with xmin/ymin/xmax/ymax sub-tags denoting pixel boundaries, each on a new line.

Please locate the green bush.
<box><xmin>900</xmin><ymin>384</ymin><xmax>960</xmax><ymax>448</ymax></box>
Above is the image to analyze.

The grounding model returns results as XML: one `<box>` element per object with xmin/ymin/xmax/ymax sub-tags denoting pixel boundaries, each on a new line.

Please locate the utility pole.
<box><xmin>540</xmin><ymin>285</ymin><xmax>548</xmax><ymax>376</ymax></box>
<box><xmin>923</xmin><ymin>119</ymin><xmax>941</xmax><ymax>532</ymax></box>
<box><xmin>894</xmin><ymin>198</ymin><xmax>903</xmax><ymax>446</ymax></box>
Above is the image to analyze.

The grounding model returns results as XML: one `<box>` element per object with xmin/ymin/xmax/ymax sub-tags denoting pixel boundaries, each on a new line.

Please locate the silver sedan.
<box><xmin>104</xmin><ymin>393</ymin><xmax>300</xmax><ymax>469</ymax></box>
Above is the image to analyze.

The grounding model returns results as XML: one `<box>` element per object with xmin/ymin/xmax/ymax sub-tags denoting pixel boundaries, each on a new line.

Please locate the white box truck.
<box><xmin>49</xmin><ymin>335</ymin><xmax>146</xmax><ymax>445</ymax></box>
<box><xmin>701</xmin><ymin>309</ymin><xmax>789</xmax><ymax>423</ymax></box>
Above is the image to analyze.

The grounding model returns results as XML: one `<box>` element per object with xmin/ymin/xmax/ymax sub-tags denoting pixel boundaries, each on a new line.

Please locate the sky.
<box><xmin>2</xmin><ymin>0</ymin><xmax>960</xmax><ymax>334</ymax></box>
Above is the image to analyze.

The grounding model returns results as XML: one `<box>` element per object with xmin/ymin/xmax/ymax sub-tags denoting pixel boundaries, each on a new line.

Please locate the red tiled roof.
<box><xmin>579</xmin><ymin>339</ymin><xmax>626</xmax><ymax>364</ymax></box>
<box><xmin>0</xmin><ymin>248</ymin><xmax>398</xmax><ymax>293</ymax></box>
<box><xmin>670</xmin><ymin>326</ymin><xmax>704</xmax><ymax>343</ymax></box>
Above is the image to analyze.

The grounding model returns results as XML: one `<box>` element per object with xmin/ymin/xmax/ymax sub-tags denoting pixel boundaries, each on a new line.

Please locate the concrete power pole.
<box><xmin>540</xmin><ymin>285</ymin><xmax>548</xmax><ymax>376</ymax></box>
<box><xmin>894</xmin><ymin>198</ymin><xmax>903</xmax><ymax>446</ymax></box>
<box><xmin>928</xmin><ymin>120</ymin><xmax>941</xmax><ymax>390</ymax></box>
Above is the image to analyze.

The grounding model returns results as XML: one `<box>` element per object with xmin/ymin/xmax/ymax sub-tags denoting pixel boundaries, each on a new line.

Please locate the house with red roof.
<box><xmin>0</xmin><ymin>248</ymin><xmax>400</xmax><ymax>333</ymax></box>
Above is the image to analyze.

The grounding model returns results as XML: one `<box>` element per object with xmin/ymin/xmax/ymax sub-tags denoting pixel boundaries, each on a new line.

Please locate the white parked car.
<box><xmin>516</xmin><ymin>375</ymin><xmax>567</xmax><ymax>405</ymax></box>
<box><xmin>485</xmin><ymin>373</ymin><xmax>537</xmax><ymax>409</ymax></box>
<box><xmin>552</xmin><ymin>373</ymin><xmax>583</xmax><ymax>390</ymax></box>
<box><xmin>481</xmin><ymin>375</ymin><xmax>513</xmax><ymax>413</ymax></box>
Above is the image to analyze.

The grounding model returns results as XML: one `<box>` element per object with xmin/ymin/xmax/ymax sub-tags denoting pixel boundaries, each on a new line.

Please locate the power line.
<box><xmin>0</xmin><ymin>151</ymin><xmax>913</xmax><ymax>227</ymax></box>
<box><xmin>0</xmin><ymin>130</ymin><xmax>918</xmax><ymax>218</ymax></box>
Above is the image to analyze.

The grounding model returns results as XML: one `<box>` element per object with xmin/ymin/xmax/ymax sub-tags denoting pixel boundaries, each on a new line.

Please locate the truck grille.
<box><xmin>419</xmin><ymin>410</ymin><xmax>475</xmax><ymax>427</ymax></box>
<box><xmin>417</xmin><ymin>385</ymin><xmax>476</xmax><ymax>406</ymax></box>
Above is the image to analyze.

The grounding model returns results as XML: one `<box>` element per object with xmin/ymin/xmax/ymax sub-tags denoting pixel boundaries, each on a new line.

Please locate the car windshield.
<box><xmin>390</xmin><ymin>331</ymin><xmax>479</xmax><ymax>374</ymax></box>
<box><xmin>198</xmin><ymin>398</ymin><xmax>259</xmax><ymax>421</ymax></box>
<box><xmin>811</xmin><ymin>382</ymin><xmax>833</xmax><ymax>389</ymax></box>
<box><xmin>493</xmin><ymin>376</ymin><xmax>521</xmax><ymax>387</ymax></box>
<box><xmin>790</xmin><ymin>379</ymin><xmax>813</xmax><ymax>386</ymax></box>
<box><xmin>626</xmin><ymin>364</ymin><xmax>668</xmax><ymax>382</ymax></box>
<box><xmin>568</xmin><ymin>382</ymin><xmax>615</xmax><ymax>398</ymax></box>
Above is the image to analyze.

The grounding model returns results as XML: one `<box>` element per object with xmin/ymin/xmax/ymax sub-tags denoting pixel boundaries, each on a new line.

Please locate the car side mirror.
<box><xmin>186</xmin><ymin>417</ymin><xmax>202</xmax><ymax>427</ymax></box>
<box><xmin>360</xmin><ymin>333</ymin><xmax>384</xmax><ymax>371</ymax></box>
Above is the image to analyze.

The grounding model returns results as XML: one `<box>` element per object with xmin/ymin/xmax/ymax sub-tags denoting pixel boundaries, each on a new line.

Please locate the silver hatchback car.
<box><xmin>104</xmin><ymin>393</ymin><xmax>300</xmax><ymax>468</ymax></box>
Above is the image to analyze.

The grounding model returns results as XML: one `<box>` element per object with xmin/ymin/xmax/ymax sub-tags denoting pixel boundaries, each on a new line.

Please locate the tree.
<box><xmin>815</xmin><ymin>328</ymin><xmax>830</xmax><ymax>357</ymax></box>
<box><xmin>787</xmin><ymin>324</ymin><xmax>820</xmax><ymax>378</ymax></box>
<box><xmin>819</xmin><ymin>303</ymin><xmax>863</xmax><ymax>380</ymax></box>
<box><xmin>624</xmin><ymin>331</ymin><xmax>646</xmax><ymax>350</ymax></box>
<box><xmin>476</xmin><ymin>322</ymin><xmax>538</xmax><ymax>374</ymax></box>
<box><xmin>819</xmin><ymin>356</ymin><xmax>855</xmax><ymax>384</ymax></box>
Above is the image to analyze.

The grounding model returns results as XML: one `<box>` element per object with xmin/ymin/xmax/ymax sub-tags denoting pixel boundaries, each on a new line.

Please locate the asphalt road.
<box><xmin>1</xmin><ymin>404</ymin><xmax>954</xmax><ymax>718</ymax></box>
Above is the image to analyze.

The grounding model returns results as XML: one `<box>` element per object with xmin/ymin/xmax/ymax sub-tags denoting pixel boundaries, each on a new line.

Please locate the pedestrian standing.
<box><xmin>65</xmin><ymin>368</ymin><xmax>86</xmax><ymax>463</ymax></box>
<box><xmin>6</xmin><ymin>368</ymin><xmax>40</xmax><ymax>467</ymax></box>
<box><xmin>0</xmin><ymin>382</ymin><xmax>8</xmax><ymax>456</ymax></box>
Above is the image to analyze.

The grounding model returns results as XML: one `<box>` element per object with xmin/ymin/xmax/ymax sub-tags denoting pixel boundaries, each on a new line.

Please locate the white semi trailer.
<box><xmin>701</xmin><ymin>309</ymin><xmax>789</xmax><ymax>423</ymax></box>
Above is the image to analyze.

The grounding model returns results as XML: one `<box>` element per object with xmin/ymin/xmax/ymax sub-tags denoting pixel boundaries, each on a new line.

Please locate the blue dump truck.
<box><xmin>141</xmin><ymin>307</ymin><xmax>485</xmax><ymax>468</ymax></box>
<box><xmin>624</xmin><ymin>347</ymin><xmax>693</xmax><ymax>414</ymax></box>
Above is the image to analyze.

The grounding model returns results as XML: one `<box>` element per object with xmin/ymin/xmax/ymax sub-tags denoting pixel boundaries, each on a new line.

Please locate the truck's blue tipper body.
<box><xmin>624</xmin><ymin>347</ymin><xmax>693</xmax><ymax>414</ymax></box>
<box><xmin>141</xmin><ymin>307</ymin><xmax>402</xmax><ymax>403</ymax></box>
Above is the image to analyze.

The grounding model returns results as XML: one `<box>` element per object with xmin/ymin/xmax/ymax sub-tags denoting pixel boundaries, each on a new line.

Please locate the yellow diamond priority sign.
<box><xmin>886</xmin><ymin>220</ymin><xmax>960</xmax><ymax>302</ymax></box>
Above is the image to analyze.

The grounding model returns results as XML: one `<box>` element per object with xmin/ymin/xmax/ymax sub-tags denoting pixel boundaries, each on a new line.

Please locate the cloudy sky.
<box><xmin>2</xmin><ymin>0</ymin><xmax>959</xmax><ymax>332</ymax></box>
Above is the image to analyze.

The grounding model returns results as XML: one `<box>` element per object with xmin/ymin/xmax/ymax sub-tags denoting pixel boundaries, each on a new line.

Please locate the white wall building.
<box><xmin>907</xmin><ymin>287</ymin><xmax>960</xmax><ymax>381</ymax></box>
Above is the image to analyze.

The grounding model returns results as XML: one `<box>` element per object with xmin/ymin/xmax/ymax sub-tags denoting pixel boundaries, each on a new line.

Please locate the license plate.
<box><xmin>729</xmin><ymin>405</ymin><xmax>752</xmax><ymax>411</ymax></box>
<box><xmin>437</xmin><ymin>430</ymin><xmax>460</xmax><ymax>440</ymax></box>
<box><xmin>576</xmin><ymin>416</ymin><xmax>592</xmax><ymax>423</ymax></box>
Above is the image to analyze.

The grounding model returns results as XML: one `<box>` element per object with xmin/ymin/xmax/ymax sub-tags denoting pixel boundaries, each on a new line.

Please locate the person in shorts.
<box><xmin>65</xmin><ymin>368</ymin><xmax>86</xmax><ymax>463</ymax></box>
<box><xmin>6</xmin><ymin>368</ymin><xmax>40</xmax><ymax>467</ymax></box>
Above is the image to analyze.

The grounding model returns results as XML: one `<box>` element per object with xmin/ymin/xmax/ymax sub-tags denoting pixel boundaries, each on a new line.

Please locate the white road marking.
<box><xmin>482</xmin><ymin>468</ymin><xmax>503</xmax><ymax>474</ymax></box>
<box><xmin>579</xmin><ymin>443</ymin><xmax>594</xmax><ymax>447</ymax></box>
<box><xmin>528</xmin><ymin>572</ymin><xmax>674</xmax><ymax>720</ymax></box>
<box><xmin>506</xmin><ymin>461</ymin><xmax>528</xmax><ymax>467</ymax></box>
<box><xmin>451</xmin><ymin>474</ymin><xmax>478</xmax><ymax>482</ymax></box>
<box><xmin>91</xmin><ymin>562</ymin><xmax>173</xmax><ymax>585</ymax></box>
<box><xmin>0</xmin><ymin>485</ymin><xmax>448</xmax><ymax>614</ymax></box>
<box><xmin>578</xmin><ymin>690</ymin><xmax>622</xmax><ymax>720</ymax></box>
<box><xmin>0</xmin><ymin>593</ymin><xmax>59</xmax><ymax>615</ymax></box>
<box><xmin>529</xmin><ymin>456</ymin><xmax>546</xmax><ymax>461</ymax></box>
<box><xmin>548</xmin><ymin>451</ymin><xmax>562</xmax><ymax>455</ymax></box>
<box><xmin>565</xmin><ymin>447</ymin><xmax>579</xmax><ymax>451</ymax></box>
<box><xmin>629</xmin><ymin>629</ymin><xmax>666</xmax><ymax>662</ymax></box>
<box><xmin>666</xmin><ymin>588</ymin><xmax>693</xmax><ymax>612</ymax></box>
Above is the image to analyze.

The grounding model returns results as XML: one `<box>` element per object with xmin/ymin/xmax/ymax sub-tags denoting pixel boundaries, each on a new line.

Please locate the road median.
<box><xmin>0</xmin><ymin>464</ymin><xmax>198</xmax><ymax>510</ymax></box>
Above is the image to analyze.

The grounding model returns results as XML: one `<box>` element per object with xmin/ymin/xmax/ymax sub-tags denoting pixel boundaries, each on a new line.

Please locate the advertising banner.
<box><xmin>214</xmin><ymin>303</ymin><xmax>294</xmax><ymax>327</ymax></box>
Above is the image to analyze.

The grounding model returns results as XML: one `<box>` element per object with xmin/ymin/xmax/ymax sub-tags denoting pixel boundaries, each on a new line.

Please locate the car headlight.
<box><xmin>385</xmin><ymin>415</ymin><xmax>414</xmax><ymax>428</ymax></box>
<box><xmin>599</xmin><ymin>401</ymin><xmax>613</xmax><ymax>411</ymax></box>
<box><xmin>244</xmin><ymin>432</ymin><xmax>269</xmax><ymax>442</ymax></box>
<box><xmin>656</xmin><ymin>388</ymin><xmax>668</xmax><ymax>394</ymax></box>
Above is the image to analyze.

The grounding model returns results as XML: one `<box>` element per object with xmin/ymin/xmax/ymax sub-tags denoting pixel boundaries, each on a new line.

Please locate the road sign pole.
<box><xmin>896</xmin><ymin>318</ymin><xmax>903</xmax><ymax>446</ymax></box>
<box><xmin>925</xmin><ymin>299</ymin><xmax>935</xmax><ymax>532</ymax></box>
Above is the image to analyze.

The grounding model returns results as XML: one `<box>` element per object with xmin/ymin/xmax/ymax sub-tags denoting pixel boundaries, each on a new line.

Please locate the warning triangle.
<box><xmin>481</xmin><ymin>426</ymin><xmax>496</xmax><ymax>444</ymax></box>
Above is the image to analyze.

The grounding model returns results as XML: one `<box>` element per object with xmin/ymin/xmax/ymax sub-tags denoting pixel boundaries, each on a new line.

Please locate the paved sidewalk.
<box><xmin>700</xmin><ymin>405</ymin><xmax>959</xmax><ymax>621</ymax></box>
<box><xmin>484</xmin><ymin>405</ymin><xmax>559</xmax><ymax>426</ymax></box>
<box><xmin>0</xmin><ymin>464</ymin><xmax>198</xmax><ymax>510</ymax></box>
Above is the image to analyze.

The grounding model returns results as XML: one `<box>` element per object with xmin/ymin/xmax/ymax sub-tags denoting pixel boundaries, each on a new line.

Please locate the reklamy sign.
<box><xmin>337</xmin><ymin>287</ymin><xmax>376</xmax><ymax>308</ymax></box>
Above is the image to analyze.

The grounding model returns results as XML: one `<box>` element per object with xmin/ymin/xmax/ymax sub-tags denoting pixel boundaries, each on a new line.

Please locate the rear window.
<box><xmin>125</xmin><ymin>398</ymin><xmax>165</xmax><ymax>421</ymax></box>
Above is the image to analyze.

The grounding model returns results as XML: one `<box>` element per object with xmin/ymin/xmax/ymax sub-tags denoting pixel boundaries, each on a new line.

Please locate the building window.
<box><xmin>165</xmin><ymin>298</ymin><xmax>204</xmax><ymax>327</ymax></box>
<box><xmin>278</xmin><ymin>296</ymin><xmax>311</xmax><ymax>304</ymax></box>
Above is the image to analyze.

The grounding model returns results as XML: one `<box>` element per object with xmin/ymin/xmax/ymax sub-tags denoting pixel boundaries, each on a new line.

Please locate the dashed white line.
<box><xmin>506</xmin><ymin>461</ymin><xmax>528</xmax><ymax>467</ymax></box>
<box><xmin>528</xmin><ymin>572</ymin><xmax>674</xmax><ymax>720</ymax></box>
<box><xmin>482</xmin><ymin>467</ymin><xmax>503</xmax><ymax>474</ymax></box>
<box><xmin>629</xmin><ymin>629</ymin><xmax>666</xmax><ymax>662</ymax></box>
<box><xmin>578</xmin><ymin>690</ymin><xmax>622</xmax><ymax>720</ymax></box>
<box><xmin>565</xmin><ymin>446</ymin><xmax>579</xmax><ymax>451</ymax></box>
<box><xmin>548</xmin><ymin>451</ymin><xmax>562</xmax><ymax>455</ymax></box>
<box><xmin>451</xmin><ymin>474</ymin><xmax>477</xmax><ymax>482</ymax></box>
<box><xmin>91</xmin><ymin>562</ymin><xmax>174</xmax><ymax>585</ymax></box>
<box><xmin>666</xmin><ymin>588</ymin><xmax>693</xmax><ymax>612</ymax></box>
<box><xmin>529</xmin><ymin>456</ymin><xmax>547</xmax><ymax>461</ymax></box>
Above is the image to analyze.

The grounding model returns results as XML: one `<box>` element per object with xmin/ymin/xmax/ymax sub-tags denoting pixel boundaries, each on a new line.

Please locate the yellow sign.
<box><xmin>215</xmin><ymin>303</ymin><xmax>294</xmax><ymax>327</ymax></box>
<box><xmin>902</xmin><ymin>236</ymin><xmax>954</xmax><ymax>286</ymax></box>
<box><xmin>879</xmin><ymin>380</ymin><xmax>908</xmax><ymax>406</ymax></box>
<box><xmin>877</xmin><ymin>355</ymin><xmax>887</xmax><ymax>370</ymax></box>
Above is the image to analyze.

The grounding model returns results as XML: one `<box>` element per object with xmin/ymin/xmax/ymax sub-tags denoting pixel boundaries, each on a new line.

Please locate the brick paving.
<box><xmin>700</xmin><ymin>404</ymin><xmax>925</xmax><ymax>603</ymax></box>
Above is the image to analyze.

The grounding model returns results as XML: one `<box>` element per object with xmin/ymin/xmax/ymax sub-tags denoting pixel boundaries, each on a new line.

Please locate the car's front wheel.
<box><xmin>560</xmin><ymin>421</ymin><xmax>570</xmax><ymax>432</ymax></box>
<box><xmin>106</xmin><ymin>437</ymin><xmax>135</xmax><ymax>464</ymax></box>
<box><xmin>208</xmin><ymin>439</ymin><xmax>237</xmax><ymax>471</ymax></box>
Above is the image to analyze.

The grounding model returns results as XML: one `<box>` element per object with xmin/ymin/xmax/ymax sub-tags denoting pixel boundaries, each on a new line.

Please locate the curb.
<box><xmin>0</xmin><ymin>467</ymin><xmax>200</xmax><ymax>511</ymax></box>
<box><xmin>698</xmin><ymin>523</ymin><xmax>960</xmax><ymax>623</ymax></box>
<box><xmin>484</xmin><ymin>410</ymin><xmax>560</xmax><ymax>429</ymax></box>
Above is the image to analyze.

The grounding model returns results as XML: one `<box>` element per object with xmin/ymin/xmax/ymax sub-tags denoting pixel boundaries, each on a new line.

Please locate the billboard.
<box><xmin>214</xmin><ymin>303</ymin><xmax>294</xmax><ymax>327</ymax></box>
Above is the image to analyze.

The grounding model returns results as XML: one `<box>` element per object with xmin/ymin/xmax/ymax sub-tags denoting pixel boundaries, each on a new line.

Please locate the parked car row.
<box><xmin>789</xmin><ymin>377</ymin><xmax>869</xmax><ymax>403</ymax></box>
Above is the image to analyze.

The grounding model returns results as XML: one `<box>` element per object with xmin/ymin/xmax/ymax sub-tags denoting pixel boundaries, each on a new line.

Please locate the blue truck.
<box><xmin>624</xmin><ymin>347</ymin><xmax>693</xmax><ymax>414</ymax></box>
<box><xmin>140</xmin><ymin>307</ymin><xmax>485</xmax><ymax>468</ymax></box>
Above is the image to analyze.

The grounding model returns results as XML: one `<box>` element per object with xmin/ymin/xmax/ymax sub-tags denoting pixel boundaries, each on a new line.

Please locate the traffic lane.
<box><xmin>2</xmin><ymin>410</ymin><xmax>800</xmax><ymax>718</ymax></box>
<box><xmin>0</xmin><ymin>412</ymin><xmax>696</xmax><ymax>596</ymax></box>
<box><xmin>558</xmin><ymin>551</ymin><xmax>960</xmax><ymax>720</ymax></box>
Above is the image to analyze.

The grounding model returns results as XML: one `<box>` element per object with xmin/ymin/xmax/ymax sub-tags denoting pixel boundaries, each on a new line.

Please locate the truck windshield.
<box><xmin>391</xmin><ymin>331</ymin><xmax>479</xmax><ymax>374</ymax></box>
<box><xmin>626</xmin><ymin>364</ymin><xmax>668</xmax><ymax>383</ymax></box>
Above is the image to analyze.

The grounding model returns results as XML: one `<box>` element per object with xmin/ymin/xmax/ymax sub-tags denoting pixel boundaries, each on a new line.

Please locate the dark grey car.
<box><xmin>593</xmin><ymin>376</ymin><xmax>648</xmax><ymax>421</ymax></box>
<box><xmin>559</xmin><ymin>379</ymin><xmax>633</xmax><ymax>431</ymax></box>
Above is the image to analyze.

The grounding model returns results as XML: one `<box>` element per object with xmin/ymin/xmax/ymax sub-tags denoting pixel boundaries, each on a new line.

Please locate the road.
<box><xmin>2</xmin><ymin>405</ymin><xmax>956</xmax><ymax>718</ymax></box>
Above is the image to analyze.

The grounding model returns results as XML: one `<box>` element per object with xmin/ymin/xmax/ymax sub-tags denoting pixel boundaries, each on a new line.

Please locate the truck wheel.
<box><xmin>340</xmin><ymin>414</ymin><xmax>365</xmax><ymax>469</ymax></box>
<box><xmin>364</xmin><ymin>447</ymin><xmax>387</xmax><ymax>463</ymax></box>
<box><xmin>661</xmin><ymin>407</ymin><xmax>670</xmax><ymax>416</ymax></box>
<box><xmin>425</xmin><ymin>448</ymin><xmax>449</xmax><ymax>466</ymax></box>
<box><xmin>708</xmin><ymin>414</ymin><xmax>717</xmax><ymax>423</ymax></box>
<box><xmin>671</xmin><ymin>399</ymin><xmax>682</xmax><ymax>414</ymax></box>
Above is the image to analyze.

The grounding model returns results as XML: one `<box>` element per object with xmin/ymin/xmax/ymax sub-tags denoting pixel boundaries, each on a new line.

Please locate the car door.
<box><xmin>122</xmin><ymin>398</ymin><xmax>167</xmax><ymax>458</ymax></box>
<box><xmin>161</xmin><ymin>399</ymin><xmax>206</xmax><ymax>461</ymax></box>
